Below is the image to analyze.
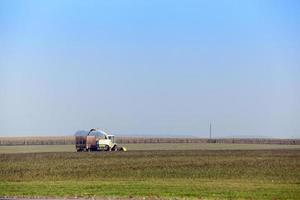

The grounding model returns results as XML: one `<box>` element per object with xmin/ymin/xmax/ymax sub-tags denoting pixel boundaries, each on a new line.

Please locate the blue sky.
<box><xmin>0</xmin><ymin>0</ymin><xmax>299</xmax><ymax>138</ymax></box>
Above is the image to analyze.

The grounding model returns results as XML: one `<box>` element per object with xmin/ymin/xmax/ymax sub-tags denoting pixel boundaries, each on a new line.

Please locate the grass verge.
<box><xmin>1</xmin><ymin>179</ymin><xmax>299</xmax><ymax>200</ymax></box>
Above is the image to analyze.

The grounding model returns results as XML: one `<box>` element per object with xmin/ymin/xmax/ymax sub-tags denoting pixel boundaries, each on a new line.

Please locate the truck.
<box><xmin>75</xmin><ymin>128</ymin><xmax>127</xmax><ymax>152</ymax></box>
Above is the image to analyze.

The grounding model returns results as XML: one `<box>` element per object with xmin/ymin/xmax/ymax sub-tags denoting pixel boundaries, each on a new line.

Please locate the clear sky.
<box><xmin>0</xmin><ymin>0</ymin><xmax>299</xmax><ymax>138</ymax></box>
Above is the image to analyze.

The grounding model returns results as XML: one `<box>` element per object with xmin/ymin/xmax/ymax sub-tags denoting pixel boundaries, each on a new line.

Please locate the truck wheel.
<box><xmin>104</xmin><ymin>145</ymin><xmax>110</xmax><ymax>151</ymax></box>
<box><xmin>112</xmin><ymin>145</ymin><xmax>118</xmax><ymax>151</ymax></box>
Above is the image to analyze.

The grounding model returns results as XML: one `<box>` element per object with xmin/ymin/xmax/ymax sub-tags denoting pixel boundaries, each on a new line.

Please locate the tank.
<box><xmin>86</xmin><ymin>135</ymin><xmax>97</xmax><ymax>151</ymax></box>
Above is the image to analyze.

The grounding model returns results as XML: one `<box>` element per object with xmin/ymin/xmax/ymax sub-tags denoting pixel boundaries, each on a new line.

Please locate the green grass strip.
<box><xmin>1</xmin><ymin>179</ymin><xmax>299</xmax><ymax>200</ymax></box>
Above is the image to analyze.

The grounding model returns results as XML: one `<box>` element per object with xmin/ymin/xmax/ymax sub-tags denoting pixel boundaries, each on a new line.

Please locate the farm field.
<box><xmin>0</xmin><ymin>148</ymin><xmax>300</xmax><ymax>199</ymax></box>
<box><xmin>1</xmin><ymin>143</ymin><xmax>300</xmax><ymax>153</ymax></box>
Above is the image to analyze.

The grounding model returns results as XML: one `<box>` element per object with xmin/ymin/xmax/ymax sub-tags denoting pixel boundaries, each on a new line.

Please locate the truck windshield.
<box><xmin>108</xmin><ymin>136</ymin><xmax>114</xmax><ymax>143</ymax></box>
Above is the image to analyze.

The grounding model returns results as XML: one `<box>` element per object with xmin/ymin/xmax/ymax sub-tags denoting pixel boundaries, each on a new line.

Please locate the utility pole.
<box><xmin>209</xmin><ymin>123</ymin><xmax>212</xmax><ymax>139</ymax></box>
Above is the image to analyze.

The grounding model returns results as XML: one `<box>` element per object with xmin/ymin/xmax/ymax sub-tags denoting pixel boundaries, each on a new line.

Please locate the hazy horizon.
<box><xmin>1</xmin><ymin>0</ymin><xmax>299</xmax><ymax>138</ymax></box>
<box><xmin>1</xmin><ymin>126</ymin><xmax>299</xmax><ymax>139</ymax></box>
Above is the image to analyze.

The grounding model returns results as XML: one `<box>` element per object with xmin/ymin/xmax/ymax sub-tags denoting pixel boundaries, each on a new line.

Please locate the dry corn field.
<box><xmin>1</xmin><ymin>136</ymin><xmax>299</xmax><ymax>145</ymax></box>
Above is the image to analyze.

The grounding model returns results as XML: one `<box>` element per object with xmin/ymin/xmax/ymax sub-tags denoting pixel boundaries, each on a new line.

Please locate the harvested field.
<box><xmin>0</xmin><ymin>143</ymin><xmax>300</xmax><ymax>153</ymax></box>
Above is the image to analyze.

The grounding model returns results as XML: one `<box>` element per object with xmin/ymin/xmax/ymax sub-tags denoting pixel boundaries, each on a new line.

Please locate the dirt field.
<box><xmin>0</xmin><ymin>143</ymin><xmax>300</xmax><ymax>153</ymax></box>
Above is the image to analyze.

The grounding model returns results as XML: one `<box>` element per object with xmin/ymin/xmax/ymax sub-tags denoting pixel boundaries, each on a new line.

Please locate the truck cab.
<box><xmin>107</xmin><ymin>135</ymin><xmax>115</xmax><ymax>143</ymax></box>
<box><xmin>98</xmin><ymin>134</ymin><xmax>116</xmax><ymax>151</ymax></box>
